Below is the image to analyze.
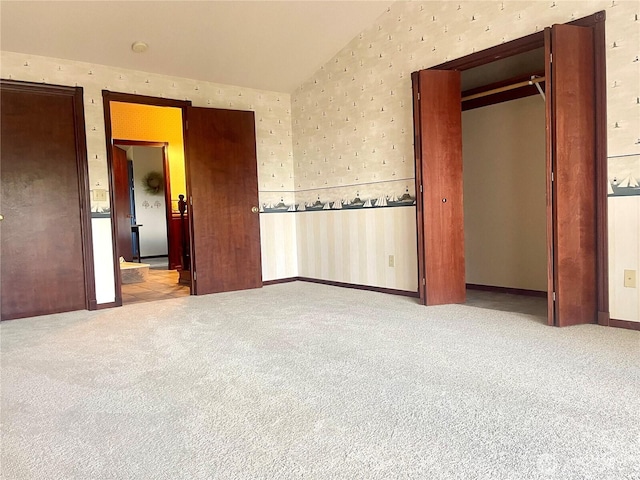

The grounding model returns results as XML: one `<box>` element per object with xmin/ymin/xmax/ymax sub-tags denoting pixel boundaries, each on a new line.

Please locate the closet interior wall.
<box><xmin>461</xmin><ymin>58</ymin><xmax>548</xmax><ymax>295</ymax></box>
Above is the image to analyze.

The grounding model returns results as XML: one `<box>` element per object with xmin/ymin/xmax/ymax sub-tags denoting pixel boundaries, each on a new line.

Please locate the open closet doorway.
<box><xmin>460</xmin><ymin>49</ymin><xmax>548</xmax><ymax>321</ymax></box>
<box><xmin>412</xmin><ymin>12</ymin><xmax>608</xmax><ymax>327</ymax></box>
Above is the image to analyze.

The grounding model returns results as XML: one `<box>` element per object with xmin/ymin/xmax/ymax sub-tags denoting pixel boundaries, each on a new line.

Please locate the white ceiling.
<box><xmin>0</xmin><ymin>1</ymin><xmax>393</xmax><ymax>93</ymax></box>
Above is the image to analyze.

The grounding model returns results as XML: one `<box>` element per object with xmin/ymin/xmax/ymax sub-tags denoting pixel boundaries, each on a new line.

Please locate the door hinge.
<box><xmin>189</xmin><ymin>196</ymin><xmax>193</xmax><ymax>206</ymax></box>
<box><xmin>551</xmin><ymin>172</ymin><xmax>554</xmax><ymax>182</ymax></box>
<box><xmin>422</xmin><ymin>278</ymin><xmax>426</xmax><ymax>286</ymax></box>
<box><xmin>417</xmin><ymin>92</ymin><xmax>421</xmax><ymax>101</ymax></box>
<box><xmin>185</xmin><ymin>120</ymin><xmax>188</xmax><ymax>130</ymax></box>
<box><xmin>552</xmin><ymin>291</ymin><xmax>556</xmax><ymax>301</ymax></box>
<box><xmin>420</xmin><ymin>184</ymin><xmax>423</xmax><ymax>193</ymax></box>
<box><xmin>549</xmin><ymin>53</ymin><xmax>552</xmax><ymax>64</ymax></box>
<box><xmin>193</xmin><ymin>271</ymin><xmax>196</xmax><ymax>281</ymax></box>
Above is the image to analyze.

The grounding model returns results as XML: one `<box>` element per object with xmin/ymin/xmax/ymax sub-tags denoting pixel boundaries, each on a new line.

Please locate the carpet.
<box><xmin>1</xmin><ymin>282</ymin><xmax>639</xmax><ymax>479</ymax></box>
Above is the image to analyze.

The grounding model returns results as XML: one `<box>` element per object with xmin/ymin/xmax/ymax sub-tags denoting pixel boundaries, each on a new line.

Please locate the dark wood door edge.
<box><xmin>102</xmin><ymin>96</ymin><xmax>124</xmax><ymax>307</ymax></box>
<box><xmin>466</xmin><ymin>284</ymin><xmax>547</xmax><ymax>298</ymax></box>
<box><xmin>411</xmin><ymin>72</ymin><xmax>426</xmax><ymax>304</ymax></box>
<box><xmin>72</xmin><ymin>86</ymin><xmax>97</xmax><ymax>311</ymax></box>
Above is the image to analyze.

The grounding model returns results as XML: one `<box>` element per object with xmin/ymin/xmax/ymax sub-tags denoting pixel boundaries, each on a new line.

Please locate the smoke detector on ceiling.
<box><xmin>131</xmin><ymin>41</ymin><xmax>149</xmax><ymax>53</ymax></box>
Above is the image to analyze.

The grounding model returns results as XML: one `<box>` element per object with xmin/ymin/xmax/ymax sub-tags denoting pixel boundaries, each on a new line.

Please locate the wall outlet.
<box><xmin>388</xmin><ymin>255</ymin><xmax>395</xmax><ymax>267</ymax></box>
<box><xmin>624</xmin><ymin>269</ymin><xmax>636</xmax><ymax>288</ymax></box>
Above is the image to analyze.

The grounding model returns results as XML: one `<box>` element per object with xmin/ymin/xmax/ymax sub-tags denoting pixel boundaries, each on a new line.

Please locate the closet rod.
<box><xmin>462</xmin><ymin>76</ymin><xmax>545</xmax><ymax>102</ymax></box>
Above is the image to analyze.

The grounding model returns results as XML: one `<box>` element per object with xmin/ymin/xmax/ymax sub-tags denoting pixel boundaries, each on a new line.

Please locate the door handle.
<box><xmin>251</xmin><ymin>206</ymin><xmax>259</xmax><ymax>213</ymax></box>
<box><xmin>0</xmin><ymin>214</ymin><xmax>4</xmax><ymax>221</ymax></box>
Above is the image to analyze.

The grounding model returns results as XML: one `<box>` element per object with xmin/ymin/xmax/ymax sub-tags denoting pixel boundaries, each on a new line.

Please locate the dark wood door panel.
<box><xmin>416</xmin><ymin>70</ymin><xmax>466</xmax><ymax>305</ymax></box>
<box><xmin>551</xmin><ymin>24</ymin><xmax>597</xmax><ymax>327</ymax></box>
<box><xmin>169</xmin><ymin>214</ymin><xmax>189</xmax><ymax>270</ymax></box>
<box><xmin>1</xmin><ymin>85</ymin><xmax>89</xmax><ymax>320</ymax></box>
<box><xmin>112</xmin><ymin>146</ymin><xmax>133</xmax><ymax>262</ymax></box>
<box><xmin>185</xmin><ymin>107</ymin><xmax>262</xmax><ymax>295</ymax></box>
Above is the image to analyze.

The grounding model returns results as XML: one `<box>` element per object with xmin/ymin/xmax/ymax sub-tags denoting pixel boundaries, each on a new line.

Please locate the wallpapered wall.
<box><xmin>0</xmin><ymin>51</ymin><xmax>298</xmax><ymax>300</ymax></box>
<box><xmin>291</xmin><ymin>0</ymin><xmax>640</xmax><ymax>321</ymax></box>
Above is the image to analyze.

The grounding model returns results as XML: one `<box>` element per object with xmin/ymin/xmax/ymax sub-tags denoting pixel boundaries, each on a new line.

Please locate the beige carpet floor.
<box><xmin>1</xmin><ymin>282</ymin><xmax>639</xmax><ymax>479</ymax></box>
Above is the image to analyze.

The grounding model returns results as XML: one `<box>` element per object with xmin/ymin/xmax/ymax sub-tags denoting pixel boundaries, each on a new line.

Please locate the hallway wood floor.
<box><xmin>121</xmin><ymin>269</ymin><xmax>190</xmax><ymax>304</ymax></box>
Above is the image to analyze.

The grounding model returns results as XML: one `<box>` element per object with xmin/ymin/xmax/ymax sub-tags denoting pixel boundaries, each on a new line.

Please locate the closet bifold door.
<box><xmin>412</xmin><ymin>70</ymin><xmax>465</xmax><ymax>306</ymax></box>
<box><xmin>547</xmin><ymin>24</ymin><xmax>597</xmax><ymax>326</ymax></box>
<box><xmin>184</xmin><ymin>107</ymin><xmax>263</xmax><ymax>295</ymax></box>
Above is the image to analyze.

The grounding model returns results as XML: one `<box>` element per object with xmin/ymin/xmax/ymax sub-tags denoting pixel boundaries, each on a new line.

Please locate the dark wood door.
<box><xmin>184</xmin><ymin>107</ymin><xmax>262</xmax><ymax>295</ymax></box>
<box><xmin>112</xmin><ymin>146</ymin><xmax>134</xmax><ymax>262</ymax></box>
<box><xmin>1</xmin><ymin>82</ymin><xmax>93</xmax><ymax>320</ymax></box>
<box><xmin>548</xmin><ymin>24</ymin><xmax>597</xmax><ymax>327</ymax></box>
<box><xmin>412</xmin><ymin>70</ymin><xmax>465</xmax><ymax>305</ymax></box>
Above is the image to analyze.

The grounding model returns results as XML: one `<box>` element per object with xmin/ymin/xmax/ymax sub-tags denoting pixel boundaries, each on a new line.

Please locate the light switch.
<box><xmin>93</xmin><ymin>189</ymin><xmax>107</xmax><ymax>202</ymax></box>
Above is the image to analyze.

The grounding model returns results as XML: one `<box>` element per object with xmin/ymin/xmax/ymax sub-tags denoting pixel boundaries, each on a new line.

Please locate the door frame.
<box><xmin>102</xmin><ymin>91</ymin><xmax>192</xmax><ymax>306</ymax></box>
<box><xmin>1</xmin><ymin>79</ymin><xmax>96</xmax><ymax>313</ymax></box>
<box><xmin>112</xmin><ymin>140</ymin><xmax>172</xmax><ymax>264</ymax></box>
<box><xmin>412</xmin><ymin>11</ymin><xmax>608</xmax><ymax>324</ymax></box>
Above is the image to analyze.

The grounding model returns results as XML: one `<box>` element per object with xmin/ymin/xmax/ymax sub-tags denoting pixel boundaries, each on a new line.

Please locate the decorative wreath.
<box><xmin>142</xmin><ymin>171</ymin><xmax>164</xmax><ymax>195</ymax></box>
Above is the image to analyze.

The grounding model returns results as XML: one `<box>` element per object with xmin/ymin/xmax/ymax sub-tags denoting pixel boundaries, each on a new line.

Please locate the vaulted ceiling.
<box><xmin>0</xmin><ymin>1</ymin><xmax>393</xmax><ymax>93</ymax></box>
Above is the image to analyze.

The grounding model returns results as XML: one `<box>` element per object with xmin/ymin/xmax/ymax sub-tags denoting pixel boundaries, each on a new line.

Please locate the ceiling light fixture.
<box><xmin>131</xmin><ymin>41</ymin><xmax>148</xmax><ymax>53</ymax></box>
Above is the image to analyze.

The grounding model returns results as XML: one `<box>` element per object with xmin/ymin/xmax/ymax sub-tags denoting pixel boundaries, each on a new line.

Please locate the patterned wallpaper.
<box><xmin>292</xmin><ymin>0</ymin><xmax>640</xmax><ymax>207</ymax></box>
<box><xmin>0</xmin><ymin>51</ymin><xmax>295</xmax><ymax>209</ymax></box>
<box><xmin>297</xmin><ymin>207</ymin><xmax>418</xmax><ymax>291</ymax></box>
